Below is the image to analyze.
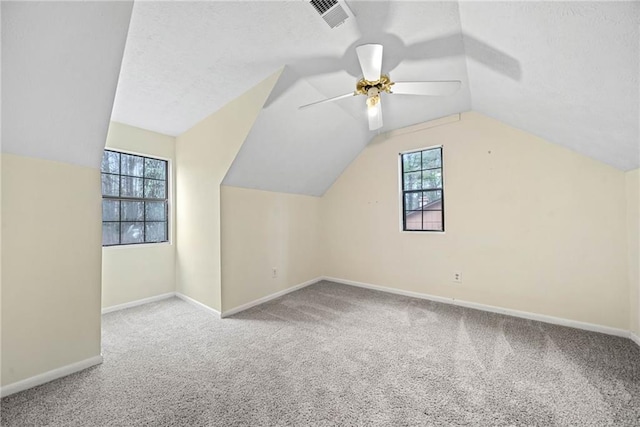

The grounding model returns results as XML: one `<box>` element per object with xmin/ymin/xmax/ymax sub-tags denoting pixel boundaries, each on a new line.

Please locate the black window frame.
<box><xmin>101</xmin><ymin>149</ymin><xmax>169</xmax><ymax>246</ymax></box>
<box><xmin>400</xmin><ymin>146</ymin><xmax>445</xmax><ymax>232</ymax></box>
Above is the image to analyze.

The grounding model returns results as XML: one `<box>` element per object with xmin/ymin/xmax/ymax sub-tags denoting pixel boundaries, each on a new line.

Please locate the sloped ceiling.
<box><xmin>459</xmin><ymin>1</ymin><xmax>639</xmax><ymax>171</ymax></box>
<box><xmin>112</xmin><ymin>1</ymin><xmax>639</xmax><ymax>196</ymax></box>
<box><xmin>1</xmin><ymin>1</ymin><xmax>133</xmax><ymax>168</ymax></box>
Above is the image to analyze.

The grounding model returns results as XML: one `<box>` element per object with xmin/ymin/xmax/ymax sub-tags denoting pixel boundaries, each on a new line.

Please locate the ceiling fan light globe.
<box><xmin>366</xmin><ymin>94</ymin><xmax>380</xmax><ymax>109</ymax></box>
<box><xmin>367</xmin><ymin>101</ymin><xmax>383</xmax><ymax>130</ymax></box>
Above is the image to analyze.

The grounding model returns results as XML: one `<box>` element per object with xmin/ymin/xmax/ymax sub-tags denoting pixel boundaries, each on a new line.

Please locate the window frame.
<box><xmin>101</xmin><ymin>149</ymin><xmax>171</xmax><ymax>247</ymax></box>
<box><xmin>398</xmin><ymin>145</ymin><xmax>445</xmax><ymax>233</ymax></box>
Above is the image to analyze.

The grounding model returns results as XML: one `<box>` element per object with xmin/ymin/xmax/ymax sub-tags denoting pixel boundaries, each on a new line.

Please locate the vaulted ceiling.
<box><xmin>111</xmin><ymin>1</ymin><xmax>638</xmax><ymax>195</ymax></box>
<box><xmin>2</xmin><ymin>1</ymin><xmax>133</xmax><ymax>168</ymax></box>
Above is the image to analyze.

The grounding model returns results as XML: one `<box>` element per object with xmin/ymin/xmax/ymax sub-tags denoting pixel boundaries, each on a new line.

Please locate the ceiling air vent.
<box><xmin>309</xmin><ymin>0</ymin><xmax>353</xmax><ymax>29</ymax></box>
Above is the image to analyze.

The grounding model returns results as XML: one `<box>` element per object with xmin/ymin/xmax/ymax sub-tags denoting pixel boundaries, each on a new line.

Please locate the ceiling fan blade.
<box><xmin>367</xmin><ymin>101</ymin><xmax>383</xmax><ymax>131</ymax></box>
<box><xmin>299</xmin><ymin>92</ymin><xmax>355</xmax><ymax>110</ymax></box>
<box><xmin>356</xmin><ymin>44</ymin><xmax>383</xmax><ymax>82</ymax></box>
<box><xmin>392</xmin><ymin>81</ymin><xmax>462</xmax><ymax>96</ymax></box>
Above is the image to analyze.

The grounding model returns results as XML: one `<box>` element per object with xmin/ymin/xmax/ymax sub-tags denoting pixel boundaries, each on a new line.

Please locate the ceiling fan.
<box><xmin>299</xmin><ymin>44</ymin><xmax>461</xmax><ymax>131</ymax></box>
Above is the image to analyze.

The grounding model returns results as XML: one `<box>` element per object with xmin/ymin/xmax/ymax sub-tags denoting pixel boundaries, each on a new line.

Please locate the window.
<box><xmin>400</xmin><ymin>146</ymin><xmax>444</xmax><ymax>232</ymax></box>
<box><xmin>101</xmin><ymin>150</ymin><xmax>169</xmax><ymax>246</ymax></box>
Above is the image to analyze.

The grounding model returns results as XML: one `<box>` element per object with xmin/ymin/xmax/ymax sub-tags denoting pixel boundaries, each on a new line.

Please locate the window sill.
<box><xmin>102</xmin><ymin>242</ymin><xmax>173</xmax><ymax>249</ymax></box>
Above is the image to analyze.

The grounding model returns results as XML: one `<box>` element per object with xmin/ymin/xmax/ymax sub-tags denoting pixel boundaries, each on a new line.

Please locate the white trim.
<box><xmin>0</xmin><ymin>355</ymin><xmax>103</xmax><ymax>398</ymax></box>
<box><xmin>103</xmin><ymin>147</ymin><xmax>172</xmax><ymax>162</ymax></box>
<box><xmin>175</xmin><ymin>292</ymin><xmax>221</xmax><ymax>317</ymax></box>
<box><xmin>102</xmin><ymin>242</ymin><xmax>173</xmax><ymax>250</ymax></box>
<box><xmin>221</xmin><ymin>277</ymin><xmax>323</xmax><ymax>318</ymax></box>
<box><xmin>629</xmin><ymin>332</ymin><xmax>640</xmax><ymax>348</ymax></box>
<box><xmin>398</xmin><ymin>143</ymin><xmax>443</xmax><ymax>157</ymax></box>
<box><xmin>101</xmin><ymin>292</ymin><xmax>176</xmax><ymax>314</ymax></box>
<box><xmin>322</xmin><ymin>276</ymin><xmax>630</xmax><ymax>338</ymax></box>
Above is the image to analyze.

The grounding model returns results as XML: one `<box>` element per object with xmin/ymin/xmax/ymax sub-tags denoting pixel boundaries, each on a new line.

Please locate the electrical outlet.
<box><xmin>453</xmin><ymin>272</ymin><xmax>462</xmax><ymax>283</ymax></box>
<box><xmin>272</xmin><ymin>267</ymin><xmax>278</xmax><ymax>278</ymax></box>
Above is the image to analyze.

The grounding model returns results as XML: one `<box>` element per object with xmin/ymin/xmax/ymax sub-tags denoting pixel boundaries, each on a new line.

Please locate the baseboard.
<box><xmin>0</xmin><ymin>355</ymin><xmax>103</xmax><ymax>398</ymax></box>
<box><xmin>221</xmin><ymin>277</ymin><xmax>323</xmax><ymax>318</ymax></box>
<box><xmin>102</xmin><ymin>292</ymin><xmax>176</xmax><ymax>314</ymax></box>
<box><xmin>322</xmin><ymin>276</ymin><xmax>630</xmax><ymax>338</ymax></box>
<box><xmin>629</xmin><ymin>332</ymin><xmax>640</xmax><ymax>348</ymax></box>
<box><xmin>175</xmin><ymin>292</ymin><xmax>221</xmax><ymax>317</ymax></box>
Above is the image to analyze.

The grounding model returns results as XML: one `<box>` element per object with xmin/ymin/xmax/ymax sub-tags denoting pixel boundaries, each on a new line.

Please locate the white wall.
<box><xmin>220</xmin><ymin>186</ymin><xmax>321</xmax><ymax>312</ymax></box>
<box><xmin>175</xmin><ymin>70</ymin><xmax>282</xmax><ymax>311</ymax></box>
<box><xmin>627</xmin><ymin>169</ymin><xmax>640</xmax><ymax>335</ymax></box>
<box><xmin>321</xmin><ymin>112</ymin><xmax>629</xmax><ymax>329</ymax></box>
<box><xmin>101</xmin><ymin>122</ymin><xmax>176</xmax><ymax>309</ymax></box>
<box><xmin>1</xmin><ymin>154</ymin><xmax>102</xmax><ymax>387</ymax></box>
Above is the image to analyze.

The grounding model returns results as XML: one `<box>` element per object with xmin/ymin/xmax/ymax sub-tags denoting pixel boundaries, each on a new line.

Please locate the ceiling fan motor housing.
<box><xmin>356</xmin><ymin>75</ymin><xmax>394</xmax><ymax>97</ymax></box>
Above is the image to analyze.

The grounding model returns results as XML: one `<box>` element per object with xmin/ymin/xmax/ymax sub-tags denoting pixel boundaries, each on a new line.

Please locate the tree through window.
<box><xmin>101</xmin><ymin>150</ymin><xmax>169</xmax><ymax>246</ymax></box>
<box><xmin>401</xmin><ymin>146</ymin><xmax>444</xmax><ymax>232</ymax></box>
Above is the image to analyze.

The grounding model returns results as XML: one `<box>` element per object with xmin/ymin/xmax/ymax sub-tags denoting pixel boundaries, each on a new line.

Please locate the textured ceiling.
<box><xmin>111</xmin><ymin>1</ymin><xmax>639</xmax><ymax>196</ymax></box>
<box><xmin>2</xmin><ymin>1</ymin><xmax>133</xmax><ymax>168</ymax></box>
<box><xmin>112</xmin><ymin>1</ymin><xmax>478</xmax><ymax>136</ymax></box>
<box><xmin>459</xmin><ymin>1</ymin><xmax>639</xmax><ymax>171</ymax></box>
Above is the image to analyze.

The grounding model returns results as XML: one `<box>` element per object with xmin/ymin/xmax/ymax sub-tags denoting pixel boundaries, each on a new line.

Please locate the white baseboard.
<box><xmin>1</xmin><ymin>355</ymin><xmax>103</xmax><ymax>398</ymax></box>
<box><xmin>175</xmin><ymin>292</ymin><xmax>221</xmax><ymax>317</ymax></box>
<box><xmin>629</xmin><ymin>332</ymin><xmax>640</xmax><ymax>348</ymax></box>
<box><xmin>221</xmin><ymin>277</ymin><xmax>323</xmax><ymax>318</ymax></box>
<box><xmin>102</xmin><ymin>292</ymin><xmax>176</xmax><ymax>314</ymax></box>
<box><xmin>322</xmin><ymin>276</ymin><xmax>630</xmax><ymax>339</ymax></box>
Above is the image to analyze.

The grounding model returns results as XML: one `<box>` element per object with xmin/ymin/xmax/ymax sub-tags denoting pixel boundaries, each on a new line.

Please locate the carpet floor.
<box><xmin>2</xmin><ymin>281</ymin><xmax>640</xmax><ymax>426</ymax></box>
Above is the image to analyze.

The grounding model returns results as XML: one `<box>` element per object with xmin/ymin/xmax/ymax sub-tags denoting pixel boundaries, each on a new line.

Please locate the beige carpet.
<box><xmin>2</xmin><ymin>281</ymin><xmax>640</xmax><ymax>426</ymax></box>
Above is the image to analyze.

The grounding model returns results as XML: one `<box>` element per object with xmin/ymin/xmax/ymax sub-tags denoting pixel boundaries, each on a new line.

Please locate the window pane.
<box><xmin>145</xmin><ymin>222</ymin><xmax>167</xmax><ymax>243</ymax></box>
<box><xmin>422</xmin><ymin>149</ymin><xmax>441</xmax><ymax>169</ymax></box>
<box><xmin>144</xmin><ymin>158</ymin><xmax>166</xmax><ymax>180</ymax></box>
<box><xmin>402</xmin><ymin>152</ymin><xmax>421</xmax><ymax>172</ymax></box>
<box><xmin>122</xmin><ymin>201</ymin><xmax>144</xmax><ymax>221</ymax></box>
<box><xmin>422</xmin><ymin>169</ymin><xmax>442</xmax><ymax>189</ymax></box>
<box><xmin>423</xmin><ymin>210</ymin><xmax>443</xmax><ymax>231</ymax></box>
<box><xmin>102</xmin><ymin>222</ymin><xmax>120</xmax><ymax>245</ymax></box>
<box><xmin>144</xmin><ymin>179</ymin><xmax>166</xmax><ymax>199</ymax></box>
<box><xmin>405</xmin><ymin>211</ymin><xmax>423</xmax><ymax>230</ymax></box>
<box><xmin>145</xmin><ymin>201</ymin><xmax>166</xmax><ymax>221</ymax></box>
<box><xmin>121</xmin><ymin>222</ymin><xmax>144</xmax><ymax>244</ymax></box>
<box><xmin>403</xmin><ymin>172</ymin><xmax>422</xmax><ymax>190</ymax></box>
<box><xmin>101</xmin><ymin>174</ymin><xmax>119</xmax><ymax>197</ymax></box>
<box><xmin>121</xmin><ymin>154</ymin><xmax>144</xmax><ymax>177</ymax></box>
<box><xmin>404</xmin><ymin>211</ymin><xmax>443</xmax><ymax>231</ymax></box>
<box><xmin>121</xmin><ymin>176</ymin><xmax>143</xmax><ymax>198</ymax></box>
<box><xmin>422</xmin><ymin>190</ymin><xmax>442</xmax><ymax>209</ymax></box>
<box><xmin>101</xmin><ymin>151</ymin><xmax>120</xmax><ymax>174</ymax></box>
<box><xmin>404</xmin><ymin>192</ymin><xmax>421</xmax><ymax>210</ymax></box>
<box><xmin>102</xmin><ymin>200</ymin><xmax>119</xmax><ymax>221</ymax></box>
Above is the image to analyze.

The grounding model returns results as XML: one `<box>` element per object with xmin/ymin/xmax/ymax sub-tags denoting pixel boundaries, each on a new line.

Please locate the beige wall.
<box><xmin>321</xmin><ymin>112</ymin><xmax>629</xmax><ymax>329</ymax></box>
<box><xmin>176</xmin><ymin>70</ymin><xmax>282</xmax><ymax>311</ymax></box>
<box><xmin>101</xmin><ymin>122</ymin><xmax>176</xmax><ymax>308</ymax></box>
<box><xmin>1</xmin><ymin>154</ymin><xmax>102</xmax><ymax>386</ymax></box>
<box><xmin>627</xmin><ymin>168</ymin><xmax>640</xmax><ymax>334</ymax></box>
<box><xmin>220</xmin><ymin>186</ymin><xmax>321</xmax><ymax>312</ymax></box>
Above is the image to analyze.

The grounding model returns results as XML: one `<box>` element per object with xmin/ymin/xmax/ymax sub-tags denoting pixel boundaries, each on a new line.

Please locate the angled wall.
<box><xmin>175</xmin><ymin>69</ymin><xmax>282</xmax><ymax>311</ymax></box>
<box><xmin>1</xmin><ymin>1</ymin><xmax>132</xmax><ymax>390</ymax></box>
<box><xmin>321</xmin><ymin>112</ymin><xmax>629</xmax><ymax>329</ymax></box>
